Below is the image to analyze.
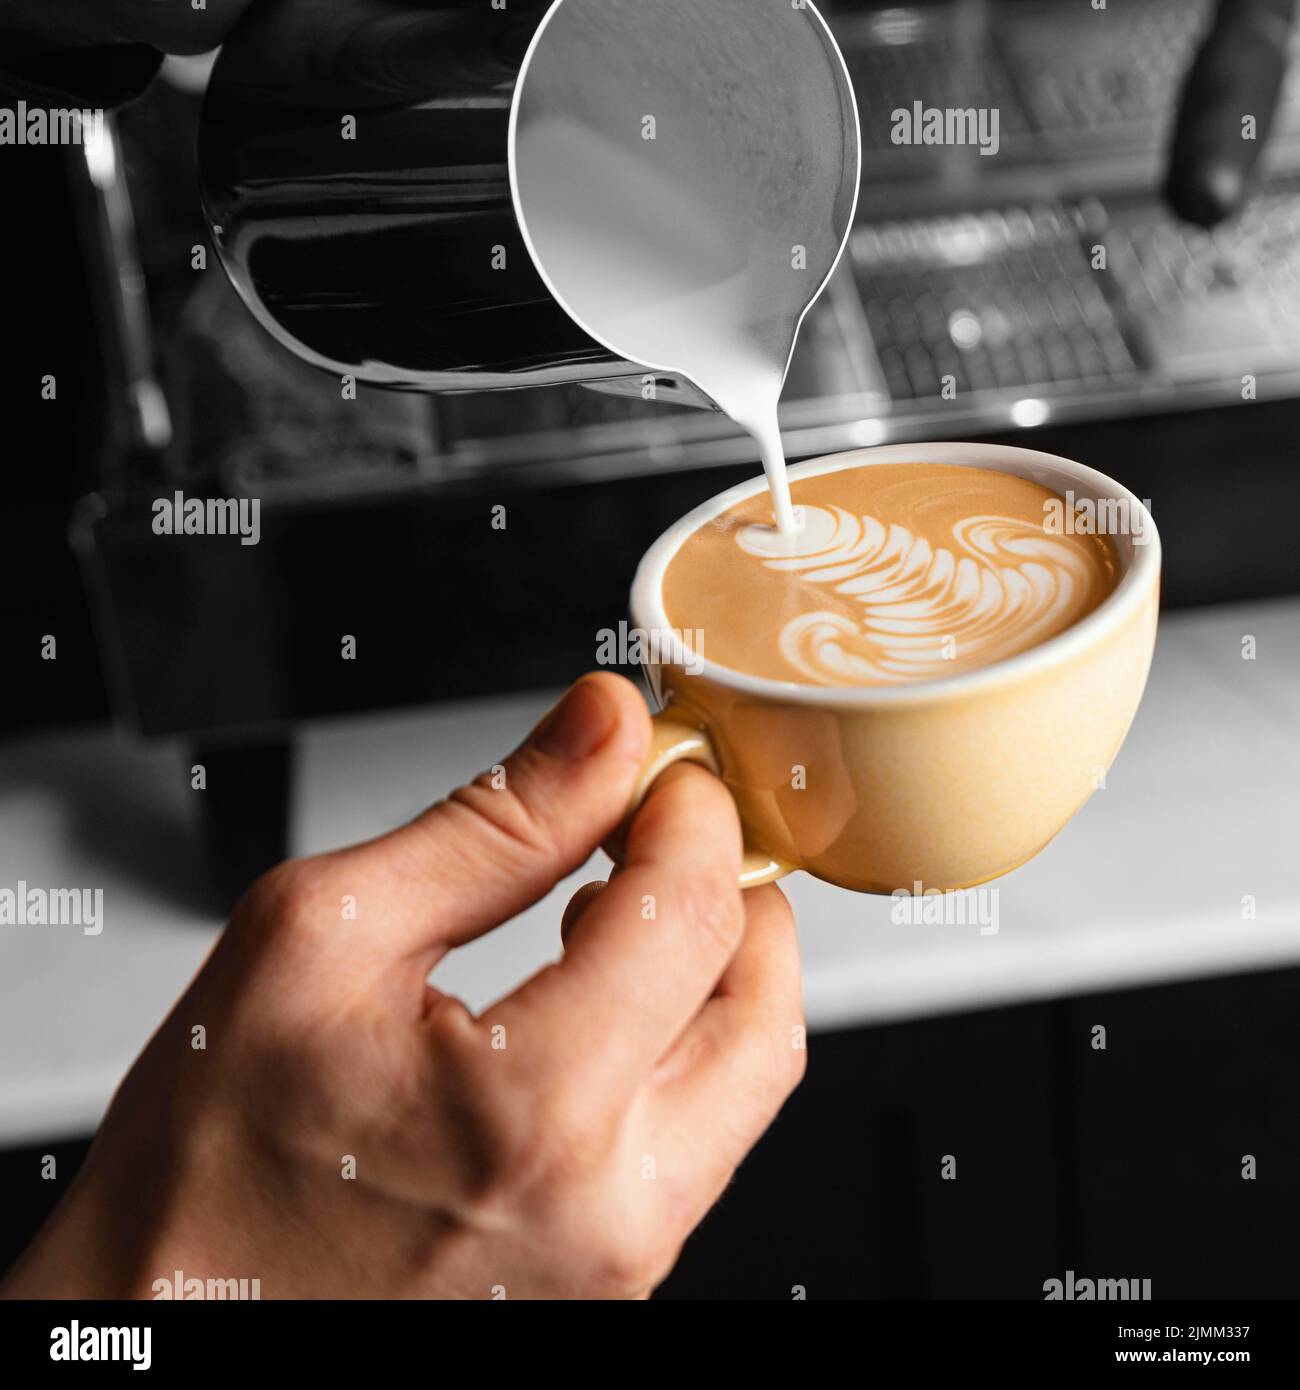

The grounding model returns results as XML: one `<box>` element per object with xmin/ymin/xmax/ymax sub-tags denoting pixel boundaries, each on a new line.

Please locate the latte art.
<box><xmin>736</xmin><ymin>504</ymin><xmax>1096</xmax><ymax>684</ymax></box>
<box><xmin>662</xmin><ymin>463</ymin><xmax>1120</xmax><ymax>688</ymax></box>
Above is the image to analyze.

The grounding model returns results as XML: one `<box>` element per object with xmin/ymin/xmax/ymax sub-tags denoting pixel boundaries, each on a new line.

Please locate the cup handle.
<box><xmin>603</xmin><ymin>711</ymin><xmax>794</xmax><ymax>889</ymax></box>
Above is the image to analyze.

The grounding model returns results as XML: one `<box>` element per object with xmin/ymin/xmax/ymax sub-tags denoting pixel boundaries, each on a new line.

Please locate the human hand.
<box><xmin>1</xmin><ymin>674</ymin><xmax>805</xmax><ymax>1300</ymax></box>
<box><xmin>1166</xmin><ymin>0</ymin><xmax>1296</xmax><ymax>226</ymax></box>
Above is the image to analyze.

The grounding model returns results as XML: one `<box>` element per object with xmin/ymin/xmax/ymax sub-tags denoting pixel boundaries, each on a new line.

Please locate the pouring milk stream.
<box><xmin>510</xmin><ymin>0</ymin><xmax>861</xmax><ymax>535</ymax></box>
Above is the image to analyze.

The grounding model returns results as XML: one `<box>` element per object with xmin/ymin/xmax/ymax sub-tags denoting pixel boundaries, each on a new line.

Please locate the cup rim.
<box><xmin>630</xmin><ymin>441</ymin><xmax>1162</xmax><ymax>706</ymax></box>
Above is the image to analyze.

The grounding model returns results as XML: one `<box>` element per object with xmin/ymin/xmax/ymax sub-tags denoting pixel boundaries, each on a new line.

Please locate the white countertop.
<box><xmin>1</xmin><ymin>597</ymin><xmax>1298</xmax><ymax>1147</ymax></box>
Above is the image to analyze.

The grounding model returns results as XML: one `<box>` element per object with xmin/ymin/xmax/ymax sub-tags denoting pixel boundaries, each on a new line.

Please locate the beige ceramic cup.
<box><xmin>610</xmin><ymin>442</ymin><xmax>1161</xmax><ymax>893</ymax></box>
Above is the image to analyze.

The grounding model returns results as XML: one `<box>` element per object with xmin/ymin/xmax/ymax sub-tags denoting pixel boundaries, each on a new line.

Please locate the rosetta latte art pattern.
<box><xmin>736</xmin><ymin>504</ymin><xmax>1097</xmax><ymax>684</ymax></box>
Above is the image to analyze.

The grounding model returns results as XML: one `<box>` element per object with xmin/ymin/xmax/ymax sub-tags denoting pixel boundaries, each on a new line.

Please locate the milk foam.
<box><xmin>662</xmin><ymin>464</ymin><xmax>1120</xmax><ymax>687</ymax></box>
<box><xmin>736</xmin><ymin>504</ymin><xmax>1093</xmax><ymax>684</ymax></box>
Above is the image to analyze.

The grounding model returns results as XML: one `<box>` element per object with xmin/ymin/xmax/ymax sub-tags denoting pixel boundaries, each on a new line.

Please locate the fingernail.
<box><xmin>534</xmin><ymin>678</ymin><xmax>617</xmax><ymax>761</ymax></box>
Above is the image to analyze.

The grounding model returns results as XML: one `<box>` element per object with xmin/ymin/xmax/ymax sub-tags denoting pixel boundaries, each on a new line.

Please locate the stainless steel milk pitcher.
<box><xmin>199</xmin><ymin>0</ymin><xmax>860</xmax><ymax>403</ymax></box>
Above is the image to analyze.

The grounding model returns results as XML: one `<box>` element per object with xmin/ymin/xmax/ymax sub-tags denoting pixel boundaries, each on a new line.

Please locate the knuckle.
<box><xmin>426</xmin><ymin>1013</ymin><xmax>614</xmax><ymax>1213</ymax></box>
<box><xmin>674</xmin><ymin>871</ymin><xmax>745</xmax><ymax>957</ymax></box>
<box><xmin>589</xmin><ymin>1236</ymin><xmax>664</xmax><ymax>1299</ymax></box>
<box><xmin>578</xmin><ymin>1202</ymin><xmax>676</xmax><ymax>1298</ymax></box>
<box><xmin>444</xmin><ymin>774</ymin><xmax>557</xmax><ymax>867</ymax></box>
<box><xmin>427</xmin><ymin>1059</ymin><xmax>539</xmax><ymax>1210</ymax></box>
<box><xmin>424</xmin><ymin>995</ymin><xmax>480</xmax><ymax>1063</ymax></box>
<box><xmin>233</xmin><ymin>857</ymin><xmax>332</xmax><ymax>943</ymax></box>
<box><xmin>238</xmin><ymin>857</ymin><xmax>303</xmax><ymax>917</ymax></box>
<box><xmin>630</xmin><ymin>1217</ymin><xmax>689</xmax><ymax>1294</ymax></box>
<box><xmin>525</xmin><ymin>1083</ymin><xmax>619</xmax><ymax>1186</ymax></box>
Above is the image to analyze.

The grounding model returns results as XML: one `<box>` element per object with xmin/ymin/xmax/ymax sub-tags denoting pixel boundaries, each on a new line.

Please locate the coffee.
<box><xmin>662</xmin><ymin>463</ymin><xmax>1120</xmax><ymax>687</ymax></box>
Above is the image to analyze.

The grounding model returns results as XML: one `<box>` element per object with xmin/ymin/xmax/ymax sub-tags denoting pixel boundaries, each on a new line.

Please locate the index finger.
<box><xmin>480</xmin><ymin>762</ymin><xmax>747</xmax><ymax>1105</ymax></box>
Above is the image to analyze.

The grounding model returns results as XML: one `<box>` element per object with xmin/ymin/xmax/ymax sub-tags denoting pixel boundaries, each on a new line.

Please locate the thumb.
<box><xmin>335</xmin><ymin>673</ymin><xmax>651</xmax><ymax>957</ymax></box>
